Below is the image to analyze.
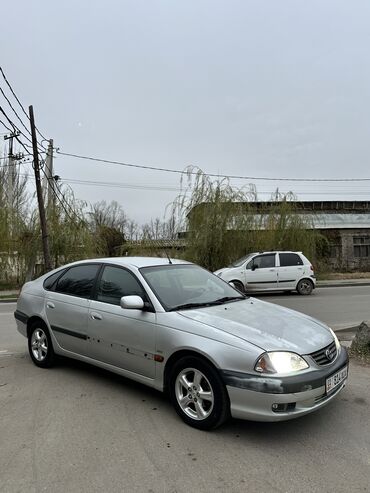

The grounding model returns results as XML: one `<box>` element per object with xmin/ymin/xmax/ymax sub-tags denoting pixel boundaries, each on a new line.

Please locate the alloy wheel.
<box><xmin>31</xmin><ymin>328</ymin><xmax>48</xmax><ymax>362</ymax></box>
<box><xmin>175</xmin><ymin>368</ymin><xmax>214</xmax><ymax>420</ymax></box>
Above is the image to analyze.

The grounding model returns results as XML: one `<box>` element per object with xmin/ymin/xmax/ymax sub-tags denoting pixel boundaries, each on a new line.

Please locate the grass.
<box><xmin>319</xmin><ymin>272</ymin><xmax>370</xmax><ymax>280</ymax></box>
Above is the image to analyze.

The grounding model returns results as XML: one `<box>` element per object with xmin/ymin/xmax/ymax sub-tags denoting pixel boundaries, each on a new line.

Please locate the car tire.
<box><xmin>28</xmin><ymin>321</ymin><xmax>55</xmax><ymax>368</ymax></box>
<box><xmin>169</xmin><ymin>356</ymin><xmax>230</xmax><ymax>430</ymax></box>
<box><xmin>296</xmin><ymin>279</ymin><xmax>314</xmax><ymax>295</ymax></box>
<box><xmin>231</xmin><ymin>280</ymin><xmax>245</xmax><ymax>294</ymax></box>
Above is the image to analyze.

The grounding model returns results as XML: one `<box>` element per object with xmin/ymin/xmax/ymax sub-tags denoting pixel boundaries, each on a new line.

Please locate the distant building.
<box><xmin>187</xmin><ymin>201</ymin><xmax>370</xmax><ymax>270</ymax></box>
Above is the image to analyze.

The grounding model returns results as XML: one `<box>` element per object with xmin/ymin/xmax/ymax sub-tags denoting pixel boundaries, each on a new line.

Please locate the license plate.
<box><xmin>326</xmin><ymin>366</ymin><xmax>348</xmax><ymax>394</ymax></box>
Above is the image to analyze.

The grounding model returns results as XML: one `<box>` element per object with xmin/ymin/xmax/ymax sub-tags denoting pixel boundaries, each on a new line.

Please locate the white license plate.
<box><xmin>326</xmin><ymin>366</ymin><xmax>348</xmax><ymax>394</ymax></box>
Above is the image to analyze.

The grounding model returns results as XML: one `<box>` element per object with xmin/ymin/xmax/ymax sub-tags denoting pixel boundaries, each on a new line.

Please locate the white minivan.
<box><xmin>214</xmin><ymin>251</ymin><xmax>316</xmax><ymax>295</ymax></box>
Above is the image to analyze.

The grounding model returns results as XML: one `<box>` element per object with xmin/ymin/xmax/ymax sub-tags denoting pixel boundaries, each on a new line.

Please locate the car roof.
<box><xmin>254</xmin><ymin>251</ymin><xmax>302</xmax><ymax>254</ymax></box>
<box><xmin>65</xmin><ymin>256</ymin><xmax>192</xmax><ymax>269</ymax></box>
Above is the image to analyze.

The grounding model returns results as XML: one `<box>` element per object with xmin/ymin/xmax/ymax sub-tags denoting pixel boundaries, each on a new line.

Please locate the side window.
<box><xmin>43</xmin><ymin>269</ymin><xmax>66</xmax><ymax>291</ymax></box>
<box><xmin>97</xmin><ymin>266</ymin><xmax>146</xmax><ymax>306</ymax></box>
<box><xmin>253</xmin><ymin>254</ymin><xmax>275</xmax><ymax>269</ymax></box>
<box><xmin>55</xmin><ymin>264</ymin><xmax>100</xmax><ymax>299</ymax></box>
<box><xmin>279</xmin><ymin>253</ymin><xmax>303</xmax><ymax>267</ymax></box>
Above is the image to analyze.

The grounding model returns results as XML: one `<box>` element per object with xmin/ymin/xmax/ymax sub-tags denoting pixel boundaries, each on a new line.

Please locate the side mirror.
<box><xmin>251</xmin><ymin>264</ymin><xmax>258</xmax><ymax>271</ymax></box>
<box><xmin>120</xmin><ymin>295</ymin><xmax>145</xmax><ymax>310</ymax></box>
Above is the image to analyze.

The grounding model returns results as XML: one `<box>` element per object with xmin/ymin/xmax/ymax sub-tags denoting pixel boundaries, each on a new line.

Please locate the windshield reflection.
<box><xmin>140</xmin><ymin>264</ymin><xmax>245</xmax><ymax>311</ymax></box>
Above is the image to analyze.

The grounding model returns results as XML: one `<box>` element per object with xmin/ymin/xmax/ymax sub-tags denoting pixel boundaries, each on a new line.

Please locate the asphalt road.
<box><xmin>254</xmin><ymin>285</ymin><xmax>370</xmax><ymax>330</ymax></box>
<box><xmin>1</xmin><ymin>302</ymin><xmax>370</xmax><ymax>492</ymax></box>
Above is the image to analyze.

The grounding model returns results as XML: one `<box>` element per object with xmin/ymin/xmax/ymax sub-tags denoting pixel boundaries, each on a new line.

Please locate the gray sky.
<box><xmin>1</xmin><ymin>0</ymin><xmax>370</xmax><ymax>224</ymax></box>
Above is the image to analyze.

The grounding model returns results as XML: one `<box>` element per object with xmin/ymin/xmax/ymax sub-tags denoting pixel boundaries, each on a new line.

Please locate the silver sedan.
<box><xmin>14</xmin><ymin>257</ymin><xmax>348</xmax><ymax>430</ymax></box>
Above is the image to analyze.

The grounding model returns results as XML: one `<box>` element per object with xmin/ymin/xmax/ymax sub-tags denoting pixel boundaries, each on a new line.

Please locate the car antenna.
<box><xmin>164</xmin><ymin>250</ymin><xmax>173</xmax><ymax>264</ymax></box>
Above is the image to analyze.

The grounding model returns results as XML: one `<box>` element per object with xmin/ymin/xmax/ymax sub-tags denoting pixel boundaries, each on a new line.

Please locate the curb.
<box><xmin>317</xmin><ymin>281</ymin><xmax>370</xmax><ymax>288</ymax></box>
<box><xmin>0</xmin><ymin>298</ymin><xmax>17</xmax><ymax>303</ymax></box>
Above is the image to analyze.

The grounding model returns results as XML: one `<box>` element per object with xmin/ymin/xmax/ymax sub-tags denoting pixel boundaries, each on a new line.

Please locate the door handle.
<box><xmin>46</xmin><ymin>302</ymin><xmax>55</xmax><ymax>309</ymax></box>
<box><xmin>269</xmin><ymin>269</ymin><xmax>275</xmax><ymax>272</ymax></box>
<box><xmin>90</xmin><ymin>312</ymin><xmax>102</xmax><ymax>321</ymax></box>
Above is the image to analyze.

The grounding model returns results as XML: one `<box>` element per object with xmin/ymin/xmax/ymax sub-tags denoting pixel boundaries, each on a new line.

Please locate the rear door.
<box><xmin>277</xmin><ymin>253</ymin><xmax>304</xmax><ymax>289</ymax></box>
<box><xmin>45</xmin><ymin>264</ymin><xmax>101</xmax><ymax>356</ymax></box>
<box><xmin>87</xmin><ymin>265</ymin><xmax>156</xmax><ymax>379</ymax></box>
<box><xmin>245</xmin><ymin>253</ymin><xmax>278</xmax><ymax>291</ymax></box>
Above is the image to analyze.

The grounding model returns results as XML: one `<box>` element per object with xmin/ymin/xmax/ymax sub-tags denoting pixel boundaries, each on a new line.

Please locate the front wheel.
<box><xmin>169</xmin><ymin>356</ymin><xmax>230</xmax><ymax>430</ymax></box>
<box><xmin>231</xmin><ymin>280</ymin><xmax>245</xmax><ymax>294</ymax></box>
<box><xmin>296</xmin><ymin>278</ymin><xmax>313</xmax><ymax>295</ymax></box>
<box><xmin>28</xmin><ymin>322</ymin><xmax>55</xmax><ymax>368</ymax></box>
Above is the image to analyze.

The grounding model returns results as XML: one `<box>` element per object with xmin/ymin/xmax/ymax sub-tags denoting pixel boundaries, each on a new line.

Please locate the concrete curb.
<box><xmin>0</xmin><ymin>299</ymin><xmax>17</xmax><ymax>303</ymax></box>
<box><xmin>317</xmin><ymin>280</ymin><xmax>370</xmax><ymax>288</ymax></box>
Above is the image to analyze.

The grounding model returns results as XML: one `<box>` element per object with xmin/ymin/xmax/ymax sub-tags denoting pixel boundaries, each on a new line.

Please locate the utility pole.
<box><xmin>3</xmin><ymin>130</ymin><xmax>19</xmax><ymax>209</ymax></box>
<box><xmin>29</xmin><ymin>105</ymin><xmax>52</xmax><ymax>272</ymax></box>
<box><xmin>43</xmin><ymin>139</ymin><xmax>54</xmax><ymax>210</ymax></box>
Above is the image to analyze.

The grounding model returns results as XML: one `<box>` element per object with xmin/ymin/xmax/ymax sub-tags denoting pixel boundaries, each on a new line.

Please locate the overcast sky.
<box><xmin>1</xmin><ymin>0</ymin><xmax>370</xmax><ymax>224</ymax></box>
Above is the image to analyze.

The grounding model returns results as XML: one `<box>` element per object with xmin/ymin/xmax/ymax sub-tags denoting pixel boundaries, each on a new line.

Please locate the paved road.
<box><xmin>1</xmin><ymin>303</ymin><xmax>370</xmax><ymax>492</ymax></box>
<box><xmin>253</xmin><ymin>285</ymin><xmax>370</xmax><ymax>330</ymax></box>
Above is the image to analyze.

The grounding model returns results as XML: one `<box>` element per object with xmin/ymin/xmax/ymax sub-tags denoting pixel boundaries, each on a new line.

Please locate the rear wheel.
<box><xmin>28</xmin><ymin>322</ymin><xmax>55</xmax><ymax>368</ymax></box>
<box><xmin>296</xmin><ymin>278</ymin><xmax>313</xmax><ymax>295</ymax></box>
<box><xmin>169</xmin><ymin>356</ymin><xmax>230</xmax><ymax>430</ymax></box>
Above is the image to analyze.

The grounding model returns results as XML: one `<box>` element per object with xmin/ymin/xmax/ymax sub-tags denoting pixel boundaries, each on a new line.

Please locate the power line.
<box><xmin>0</xmin><ymin>117</ymin><xmax>12</xmax><ymax>132</ymax></box>
<box><xmin>0</xmin><ymin>105</ymin><xmax>33</xmax><ymax>146</ymax></box>
<box><xmin>56</xmin><ymin>150</ymin><xmax>370</xmax><ymax>183</ymax></box>
<box><xmin>0</xmin><ymin>66</ymin><xmax>48</xmax><ymax>142</ymax></box>
<box><xmin>0</xmin><ymin>84</ymin><xmax>35</xmax><ymax>140</ymax></box>
<box><xmin>39</xmin><ymin>167</ymin><xmax>76</xmax><ymax>223</ymax></box>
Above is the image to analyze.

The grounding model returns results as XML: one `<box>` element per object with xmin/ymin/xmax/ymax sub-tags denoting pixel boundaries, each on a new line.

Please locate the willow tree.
<box><xmin>46</xmin><ymin>184</ymin><xmax>95</xmax><ymax>268</ymax></box>
<box><xmin>170</xmin><ymin>168</ymin><xmax>258</xmax><ymax>271</ymax></box>
<box><xmin>170</xmin><ymin>168</ymin><xmax>325</xmax><ymax>272</ymax></box>
<box><xmin>0</xmin><ymin>159</ymin><xmax>29</xmax><ymax>285</ymax></box>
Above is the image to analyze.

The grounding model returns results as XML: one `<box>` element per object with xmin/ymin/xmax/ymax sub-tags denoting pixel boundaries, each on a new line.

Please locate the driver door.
<box><xmin>245</xmin><ymin>253</ymin><xmax>278</xmax><ymax>291</ymax></box>
<box><xmin>87</xmin><ymin>265</ymin><xmax>156</xmax><ymax>378</ymax></box>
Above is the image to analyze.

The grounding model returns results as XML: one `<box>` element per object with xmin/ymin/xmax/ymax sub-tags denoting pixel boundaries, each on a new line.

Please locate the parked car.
<box><xmin>14</xmin><ymin>257</ymin><xmax>347</xmax><ymax>430</ymax></box>
<box><xmin>214</xmin><ymin>251</ymin><xmax>316</xmax><ymax>295</ymax></box>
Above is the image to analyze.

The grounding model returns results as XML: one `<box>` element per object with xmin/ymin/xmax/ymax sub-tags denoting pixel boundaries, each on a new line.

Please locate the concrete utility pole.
<box><xmin>43</xmin><ymin>139</ymin><xmax>54</xmax><ymax>210</ymax></box>
<box><xmin>29</xmin><ymin>105</ymin><xmax>52</xmax><ymax>272</ymax></box>
<box><xmin>3</xmin><ymin>130</ymin><xmax>19</xmax><ymax>209</ymax></box>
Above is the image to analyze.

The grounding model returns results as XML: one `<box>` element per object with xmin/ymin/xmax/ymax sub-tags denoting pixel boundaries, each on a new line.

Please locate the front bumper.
<box><xmin>221</xmin><ymin>347</ymin><xmax>349</xmax><ymax>422</ymax></box>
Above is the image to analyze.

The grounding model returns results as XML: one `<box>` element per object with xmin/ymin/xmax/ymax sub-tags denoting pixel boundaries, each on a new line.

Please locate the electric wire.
<box><xmin>0</xmin><ymin>84</ymin><xmax>35</xmax><ymax>140</ymax></box>
<box><xmin>39</xmin><ymin>166</ymin><xmax>77</xmax><ymax>223</ymax></box>
<box><xmin>56</xmin><ymin>150</ymin><xmax>370</xmax><ymax>183</ymax></box>
<box><xmin>0</xmin><ymin>66</ymin><xmax>48</xmax><ymax>142</ymax></box>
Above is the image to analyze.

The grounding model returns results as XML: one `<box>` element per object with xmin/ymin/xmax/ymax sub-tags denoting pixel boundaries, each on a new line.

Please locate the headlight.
<box><xmin>329</xmin><ymin>328</ymin><xmax>341</xmax><ymax>355</ymax></box>
<box><xmin>255</xmin><ymin>351</ymin><xmax>309</xmax><ymax>374</ymax></box>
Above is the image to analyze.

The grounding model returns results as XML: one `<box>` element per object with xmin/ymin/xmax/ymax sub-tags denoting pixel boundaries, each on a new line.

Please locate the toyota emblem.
<box><xmin>326</xmin><ymin>349</ymin><xmax>334</xmax><ymax>360</ymax></box>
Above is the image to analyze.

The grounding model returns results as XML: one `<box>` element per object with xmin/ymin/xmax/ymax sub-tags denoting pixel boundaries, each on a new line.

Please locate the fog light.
<box><xmin>272</xmin><ymin>402</ymin><xmax>296</xmax><ymax>413</ymax></box>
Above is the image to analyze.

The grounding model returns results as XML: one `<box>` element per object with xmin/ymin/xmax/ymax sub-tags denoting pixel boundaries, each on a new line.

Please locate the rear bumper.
<box><xmin>222</xmin><ymin>347</ymin><xmax>348</xmax><ymax>422</ymax></box>
<box><xmin>14</xmin><ymin>310</ymin><xmax>28</xmax><ymax>338</ymax></box>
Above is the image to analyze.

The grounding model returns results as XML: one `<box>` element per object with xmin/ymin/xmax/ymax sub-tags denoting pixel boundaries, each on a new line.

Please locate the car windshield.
<box><xmin>140</xmin><ymin>264</ymin><xmax>246</xmax><ymax>311</ymax></box>
<box><xmin>228</xmin><ymin>253</ymin><xmax>255</xmax><ymax>267</ymax></box>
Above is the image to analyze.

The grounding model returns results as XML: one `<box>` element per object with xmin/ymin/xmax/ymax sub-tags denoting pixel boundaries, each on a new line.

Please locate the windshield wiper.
<box><xmin>168</xmin><ymin>302</ymin><xmax>216</xmax><ymax>312</ymax></box>
<box><xmin>212</xmin><ymin>296</ymin><xmax>246</xmax><ymax>304</ymax></box>
<box><xmin>169</xmin><ymin>296</ymin><xmax>246</xmax><ymax>312</ymax></box>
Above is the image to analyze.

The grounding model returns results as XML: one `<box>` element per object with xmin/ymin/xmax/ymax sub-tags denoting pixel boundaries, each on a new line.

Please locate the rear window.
<box><xmin>55</xmin><ymin>264</ymin><xmax>100</xmax><ymax>299</ymax></box>
<box><xmin>279</xmin><ymin>253</ymin><xmax>303</xmax><ymax>266</ymax></box>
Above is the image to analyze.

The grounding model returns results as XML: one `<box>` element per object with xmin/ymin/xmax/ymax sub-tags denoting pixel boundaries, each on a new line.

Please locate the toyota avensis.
<box><xmin>14</xmin><ymin>257</ymin><xmax>348</xmax><ymax>430</ymax></box>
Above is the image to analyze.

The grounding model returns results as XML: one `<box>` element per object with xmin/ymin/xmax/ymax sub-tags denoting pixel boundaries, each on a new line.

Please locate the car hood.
<box><xmin>178</xmin><ymin>298</ymin><xmax>333</xmax><ymax>354</ymax></box>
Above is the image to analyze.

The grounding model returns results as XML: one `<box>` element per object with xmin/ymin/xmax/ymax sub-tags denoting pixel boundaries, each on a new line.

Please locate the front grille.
<box><xmin>309</xmin><ymin>341</ymin><xmax>337</xmax><ymax>366</ymax></box>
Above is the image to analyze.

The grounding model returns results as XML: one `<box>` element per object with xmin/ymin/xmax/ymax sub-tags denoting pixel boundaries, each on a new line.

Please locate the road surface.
<box><xmin>1</xmin><ymin>298</ymin><xmax>369</xmax><ymax>492</ymax></box>
<box><xmin>254</xmin><ymin>285</ymin><xmax>370</xmax><ymax>329</ymax></box>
